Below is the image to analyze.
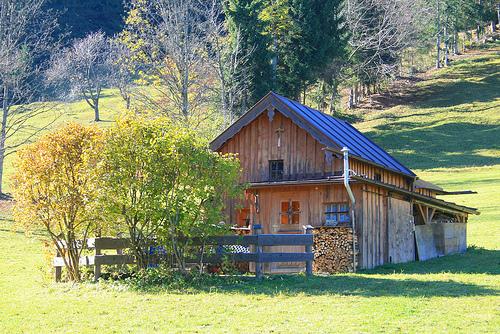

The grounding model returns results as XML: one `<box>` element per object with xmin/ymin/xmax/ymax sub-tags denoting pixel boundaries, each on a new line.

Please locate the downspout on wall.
<box><xmin>341</xmin><ymin>147</ymin><xmax>357</xmax><ymax>272</ymax></box>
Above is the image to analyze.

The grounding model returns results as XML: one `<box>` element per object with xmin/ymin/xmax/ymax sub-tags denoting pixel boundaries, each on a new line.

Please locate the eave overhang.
<box><xmin>352</xmin><ymin>175</ymin><xmax>479</xmax><ymax>215</ymax></box>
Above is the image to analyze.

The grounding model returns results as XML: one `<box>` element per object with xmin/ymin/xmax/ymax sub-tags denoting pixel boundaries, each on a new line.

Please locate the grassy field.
<box><xmin>0</xmin><ymin>47</ymin><xmax>499</xmax><ymax>333</ymax></box>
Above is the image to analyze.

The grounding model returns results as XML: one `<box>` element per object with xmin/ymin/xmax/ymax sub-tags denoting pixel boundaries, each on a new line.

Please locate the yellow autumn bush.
<box><xmin>12</xmin><ymin>123</ymin><xmax>104</xmax><ymax>281</ymax></box>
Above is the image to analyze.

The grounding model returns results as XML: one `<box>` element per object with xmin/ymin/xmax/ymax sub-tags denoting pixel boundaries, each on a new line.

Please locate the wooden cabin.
<box><xmin>210</xmin><ymin>92</ymin><xmax>479</xmax><ymax>273</ymax></box>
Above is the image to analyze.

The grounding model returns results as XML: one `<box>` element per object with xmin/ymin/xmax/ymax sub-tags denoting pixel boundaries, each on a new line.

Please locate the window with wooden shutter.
<box><xmin>324</xmin><ymin>203</ymin><xmax>350</xmax><ymax>226</ymax></box>
<box><xmin>280</xmin><ymin>200</ymin><xmax>300</xmax><ymax>224</ymax></box>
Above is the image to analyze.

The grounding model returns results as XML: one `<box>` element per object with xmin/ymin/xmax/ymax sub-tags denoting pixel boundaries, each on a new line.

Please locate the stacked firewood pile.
<box><xmin>312</xmin><ymin>226</ymin><xmax>356</xmax><ymax>273</ymax></box>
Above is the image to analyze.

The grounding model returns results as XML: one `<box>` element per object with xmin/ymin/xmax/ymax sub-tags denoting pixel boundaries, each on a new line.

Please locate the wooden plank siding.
<box><xmin>282</xmin><ymin>182</ymin><xmax>397</xmax><ymax>270</ymax></box>
<box><xmin>218</xmin><ymin>110</ymin><xmax>411</xmax><ymax>190</ymax></box>
<box><xmin>217</xmin><ymin>108</ymin><xmax>415</xmax><ymax>271</ymax></box>
<box><xmin>415</xmin><ymin>188</ymin><xmax>438</xmax><ymax>198</ymax></box>
<box><xmin>387</xmin><ymin>197</ymin><xmax>416</xmax><ymax>263</ymax></box>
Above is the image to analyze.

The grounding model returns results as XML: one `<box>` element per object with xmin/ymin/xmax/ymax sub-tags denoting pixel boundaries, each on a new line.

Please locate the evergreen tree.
<box><xmin>267</xmin><ymin>0</ymin><xmax>347</xmax><ymax>100</ymax></box>
<box><xmin>224</xmin><ymin>0</ymin><xmax>273</xmax><ymax>104</ymax></box>
<box><xmin>225</xmin><ymin>0</ymin><xmax>346</xmax><ymax>102</ymax></box>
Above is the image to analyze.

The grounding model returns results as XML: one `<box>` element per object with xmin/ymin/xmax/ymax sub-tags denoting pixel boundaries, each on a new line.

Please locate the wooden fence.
<box><xmin>53</xmin><ymin>237</ymin><xmax>134</xmax><ymax>282</ymax></box>
<box><xmin>53</xmin><ymin>224</ymin><xmax>314</xmax><ymax>281</ymax></box>
<box><xmin>192</xmin><ymin>224</ymin><xmax>314</xmax><ymax>278</ymax></box>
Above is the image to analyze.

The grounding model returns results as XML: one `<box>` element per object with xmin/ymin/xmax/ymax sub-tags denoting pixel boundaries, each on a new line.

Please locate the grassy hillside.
<box><xmin>350</xmin><ymin>47</ymin><xmax>500</xmax><ymax>250</ymax></box>
<box><xmin>354</xmin><ymin>49</ymin><xmax>500</xmax><ymax>170</ymax></box>
<box><xmin>0</xmin><ymin>47</ymin><xmax>498</xmax><ymax>333</ymax></box>
<box><xmin>2</xmin><ymin>90</ymin><xmax>124</xmax><ymax>193</ymax></box>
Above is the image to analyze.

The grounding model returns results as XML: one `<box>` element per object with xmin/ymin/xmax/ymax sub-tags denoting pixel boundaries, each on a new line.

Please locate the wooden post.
<box><xmin>253</xmin><ymin>224</ymin><xmax>263</xmax><ymax>279</ymax></box>
<box><xmin>116</xmin><ymin>232</ymin><xmax>125</xmax><ymax>255</ymax></box>
<box><xmin>304</xmin><ymin>225</ymin><xmax>313</xmax><ymax>277</ymax></box>
<box><xmin>94</xmin><ymin>245</ymin><xmax>101</xmax><ymax>282</ymax></box>
<box><xmin>55</xmin><ymin>248</ymin><xmax>62</xmax><ymax>282</ymax></box>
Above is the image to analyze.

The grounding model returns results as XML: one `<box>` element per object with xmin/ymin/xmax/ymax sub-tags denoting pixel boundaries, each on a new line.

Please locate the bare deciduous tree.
<box><xmin>47</xmin><ymin>31</ymin><xmax>113</xmax><ymax>122</ymax></box>
<box><xmin>108</xmin><ymin>39</ymin><xmax>136</xmax><ymax>110</ymax></box>
<box><xmin>125</xmin><ymin>0</ymin><xmax>221</xmax><ymax>124</ymax></box>
<box><xmin>344</xmin><ymin>0</ymin><xmax>431</xmax><ymax>107</ymax></box>
<box><xmin>0</xmin><ymin>0</ymin><xmax>59</xmax><ymax>194</ymax></box>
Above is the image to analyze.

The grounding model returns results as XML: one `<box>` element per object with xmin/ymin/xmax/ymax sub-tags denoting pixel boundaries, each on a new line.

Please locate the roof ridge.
<box><xmin>271</xmin><ymin>91</ymin><xmax>345</xmax><ymax>122</ymax></box>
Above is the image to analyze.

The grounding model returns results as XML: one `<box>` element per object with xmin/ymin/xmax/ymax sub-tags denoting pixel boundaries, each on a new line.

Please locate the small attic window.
<box><xmin>269</xmin><ymin>160</ymin><xmax>284</xmax><ymax>181</ymax></box>
<box><xmin>374</xmin><ymin>173</ymin><xmax>382</xmax><ymax>182</ymax></box>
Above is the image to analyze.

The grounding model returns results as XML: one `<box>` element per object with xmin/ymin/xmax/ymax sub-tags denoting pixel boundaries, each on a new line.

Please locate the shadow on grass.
<box><xmin>413</xmin><ymin>75</ymin><xmax>500</xmax><ymax>109</ymax></box>
<box><xmin>129</xmin><ymin>247</ymin><xmax>499</xmax><ymax>298</ymax></box>
<box><xmin>366</xmin><ymin>122</ymin><xmax>500</xmax><ymax>169</ymax></box>
<box><xmin>334</xmin><ymin>112</ymin><xmax>364</xmax><ymax>124</ymax></box>
<box><xmin>365</xmin><ymin>247</ymin><xmax>499</xmax><ymax>275</ymax></box>
<box><xmin>410</xmin><ymin>52</ymin><xmax>499</xmax><ymax>109</ymax></box>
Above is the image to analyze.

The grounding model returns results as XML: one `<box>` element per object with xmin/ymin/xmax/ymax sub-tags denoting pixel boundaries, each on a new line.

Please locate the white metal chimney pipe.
<box><xmin>341</xmin><ymin>147</ymin><xmax>357</xmax><ymax>272</ymax></box>
<box><xmin>342</xmin><ymin>147</ymin><xmax>355</xmax><ymax>205</ymax></box>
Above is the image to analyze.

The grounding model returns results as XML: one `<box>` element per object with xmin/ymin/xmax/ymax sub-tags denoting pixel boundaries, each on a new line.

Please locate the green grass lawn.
<box><xmin>0</xmin><ymin>47</ymin><xmax>499</xmax><ymax>333</ymax></box>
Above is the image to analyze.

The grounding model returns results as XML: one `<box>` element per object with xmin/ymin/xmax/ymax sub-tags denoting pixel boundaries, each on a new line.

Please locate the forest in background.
<box><xmin>43</xmin><ymin>0</ymin><xmax>125</xmax><ymax>39</ymax></box>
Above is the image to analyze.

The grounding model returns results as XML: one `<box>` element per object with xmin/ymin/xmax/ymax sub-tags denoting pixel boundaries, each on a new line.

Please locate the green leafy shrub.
<box><xmin>99</xmin><ymin>115</ymin><xmax>244</xmax><ymax>271</ymax></box>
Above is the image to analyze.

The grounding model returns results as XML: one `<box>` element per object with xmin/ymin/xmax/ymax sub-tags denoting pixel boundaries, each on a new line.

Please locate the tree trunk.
<box><xmin>353</xmin><ymin>84</ymin><xmax>357</xmax><ymax>105</ymax></box>
<box><xmin>271</xmin><ymin>35</ymin><xmax>278</xmax><ymax>86</ymax></box>
<box><xmin>318</xmin><ymin>81</ymin><xmax>326</xmax><ymax>110</ymax></box>
<box><xmin>436</xmin><ymin>0</ymin><xmax>441</xmax><ymax>69</ymax></box>
<box><xmin>67</xmin><ymin>244</ymin><xmax>81</xmax><ymax>281</ymax></box>
<box><xmin>348</xmin><ymin>87</ymin><xmax>354</xmax><ymax>109</ymax></box>
<box><xmin>180</xmin><ymin>10</ymin><xmax>190</xmax><ymax>121</ymax></box>
<box><xmin>181</xmin><ymin>67</ymin><xmax>189</xmax><ymax>119</ymax></box>
<box><xmin>444</xmin><ymin>26</ymin><xmax>450</xmax><ymax>66</ymax></box>
<box><xmin>0</xmin><ymin>149</ymin><xmax>4</xmax><ymax>195</ymax></box>
<box><xmin>328</xmin><ymin>88</ymin><xmax>335</xmax><ymax>114</ymax></box>
<box><xmin>0</xmin><ymin>85</ymin><xmax>9</xmax><ymax>195</ymax></box>
<box><xmin>497</xmin><ymin>3</ymin><xmax>500</xmax><ymax>28</ymax></box>
<box><xmin>94</xmin><ymin>98</ymin><xmax>100</xmax><ymax>122</ymax></box>
<box><xmin>436</xmin><ymin>34</ymin><xmax>441</xmax><ymax>68</ymax></box>
<box><xmin>126</xmin><ymin>96</ymin><xmax>131</xmax><ymax>110</ymax></box>
<box><xmin>453</xmin><ymin>31</ymin><xmax>459</xmax><ymax>55</ymax></box>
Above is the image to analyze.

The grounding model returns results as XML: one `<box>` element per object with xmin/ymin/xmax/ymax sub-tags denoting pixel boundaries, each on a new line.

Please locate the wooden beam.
<box><xmin>188</xmin><ymin>252</ymin><xmax>314</xmax><ymax>264</ymax></box>
<box><xmin>87</xmin><ymin>237</ymin><xmax>130</xmax><ymax>250</ymax></box>
<box><xmin>259</xmin><ymin>252</ymin><xmax>314</xmax><ymax>263</ymax></box>
<box><xmin>417</xmin><ymin>204</ymin><xmax>428</xmax><ymax>224</ymax></box>
<box><xmin>428</xmin><ymin>208</ymin><xmax>436</xmax><ymax>223</ymax></box>
<box><xmin>53</xmin><ymin>255</ymin><xmax>135</xmax><ymax>267</ymax></box>
<box><xmin>352</xmin><ymin>175</ymin><xmax>479</xmax><ymax>215</ymax></box>
<box><xmin>257</xmin><ymin>234</ymin><xmax>313</xmax><ymax>246</ymax></box>
<box><xmin>414</xmin><ymin>199</ymin><xmax>473</xmax><ymax>217</ymax></box>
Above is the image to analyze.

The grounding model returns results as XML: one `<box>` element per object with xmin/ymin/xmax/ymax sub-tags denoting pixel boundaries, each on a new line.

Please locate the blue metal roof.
<box><xmin>272</xmin><ymin>92</ymin><xmax>415</xmax><ymax>177</ymax></box>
